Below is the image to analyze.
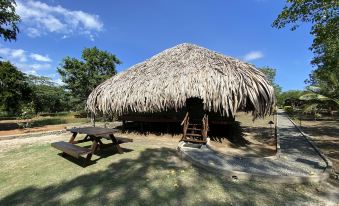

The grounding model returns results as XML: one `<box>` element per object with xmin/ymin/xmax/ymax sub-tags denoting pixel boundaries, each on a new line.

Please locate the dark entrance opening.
<box><xmin>185</xmin><ymin>97</ymin><xmax>205</xmax><ymax>123</ymax></box>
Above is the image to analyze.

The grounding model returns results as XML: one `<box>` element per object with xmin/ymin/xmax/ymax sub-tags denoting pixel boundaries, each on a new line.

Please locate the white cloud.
<box><xmin>0</xmin><ymin>47</ymin><xmax>10</xmax><ymax>56</ymax></box>
<box><xmin>27</xmin><ymin>27</ymin><xmax>42</xmax><ymax>38</ymax></box>
<box><xmin>16</xmin><ymin>63</ymin><xmax>52</xmax><ymax>74</ymax></box>
<box><xmin>0</xmin><ymin>45</ymin><xmax>53</xmax><ymax>75</ymax></box>
<box><xmin>30</xmin><ymin>53</ymin><xmax>52</xmax><ymax>62</ymax></box>
<box><xmin>11</xmin><ymin>49</ymin><xmax>27</xmax><ymax>62</ymax></box>
<box><xmin>0</xmin><ymin>47</ymin><xmax>27</xmax><ymax>62</ymax></box>
<box><xmin>243</xmin><ymin>51</ymin><xmax>264</xmax><ymax>61</ymax></box>
<box><xmin>16</xmin><ymin>0</ymin><xmax>103</xmax><ymax>40</ymax></box>
<box><xmin>89</xmin><ymin>34</ymin><xmax>95</xmax><ymax>42</ymax></box>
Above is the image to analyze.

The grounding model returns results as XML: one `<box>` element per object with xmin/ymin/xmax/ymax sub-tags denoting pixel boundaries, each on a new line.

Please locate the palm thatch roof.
<box><xmin>87</xmin><ymin>43</ymin><xmax>275</xmax><ymax>118</ymax></box>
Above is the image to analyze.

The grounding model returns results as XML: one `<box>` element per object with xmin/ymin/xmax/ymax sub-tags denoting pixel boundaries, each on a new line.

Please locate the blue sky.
<box><xmin>0</xmin><ymin>0</ymin><xmax>314</xmax><ymax>91</ymax></box>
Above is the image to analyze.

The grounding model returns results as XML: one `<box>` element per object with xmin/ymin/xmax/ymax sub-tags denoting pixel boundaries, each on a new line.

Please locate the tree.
<box><xmin>278</xmin><ymin>90</ymin><xmax>306</xmax><ymax>106</ymax></box>
<box><xmin>27</xmin><ymin>75</ymin><xmax>71</xmax><ymax>113</ymax></box>
<box><xmin>299</xmin><ymin>86</ymin><xmax>338</xmax><ymax>118</ymax></box>
<box><xmin>0</xmin><ymin>61</ymin><xmax>31</xmax><ymax>115</ymax></box>
<box><xmin>57</xmin><ymin>47</ymin><xmax>121</xmax><ymax>110</ymax></box>
<box><xmin>0</xmin><ymin>0</ymin><xmax>20</xmax><ymax>41</ymax></box>
<box><xmin>259</xmin><ymin>67</ymin><xmax>282</xmax><ymax>101</ymax></box>
<box><xmin>272</xmin><ymin>0</ymin><xmax>339</xmax><ymax>100</ymax></box>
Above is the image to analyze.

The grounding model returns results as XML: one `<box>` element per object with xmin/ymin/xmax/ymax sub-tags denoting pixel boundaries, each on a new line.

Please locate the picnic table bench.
<box><xmin>51</xmin><ymin>127</ymin><xmax>132</xmax><ymax>165</ymax></box>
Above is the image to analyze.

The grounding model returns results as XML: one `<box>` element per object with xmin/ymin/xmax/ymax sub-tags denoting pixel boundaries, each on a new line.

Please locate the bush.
<box><xmin>283</xmin><ymin>106</ymin><xmax>294</xmax><ymax>114</ymax></box>
<box><xmin>314</xmin><ymin>113</ymin><xmax>322</xmax><ymax>119</ymax></box>
<box><xmin>17</xmin><ymin>102</ymin><xmax>36</xmax><ymax>128</ymax></box>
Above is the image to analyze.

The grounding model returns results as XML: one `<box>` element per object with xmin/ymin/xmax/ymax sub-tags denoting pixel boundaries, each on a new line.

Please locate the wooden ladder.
<box><xmin>180</xmin><ymin>112</ymin><xmax>208</xmax><ymax>144</ymax></box>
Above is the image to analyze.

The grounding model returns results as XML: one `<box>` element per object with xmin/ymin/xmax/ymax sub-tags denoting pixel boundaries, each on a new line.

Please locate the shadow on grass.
<box><xmin>0</xmin><ymin>147</ymin><xmax>316</xmax><ymax>205</ymax></box>
<box><xmin>57</xmin><ymin>147</ymin><xmax>134</xmax><ymax>168</ymax></box>
<box><xmin>301</xmin><ymin>124</ymin><xmax>339</xmax><ymax>139</ymax></box>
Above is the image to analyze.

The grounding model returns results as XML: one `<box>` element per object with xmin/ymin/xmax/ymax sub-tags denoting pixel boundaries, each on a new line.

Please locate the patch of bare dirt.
<box><xmin>0</xmin><ymin>124</ymin><xmax>68</xmax><ymax>136</ymax></box>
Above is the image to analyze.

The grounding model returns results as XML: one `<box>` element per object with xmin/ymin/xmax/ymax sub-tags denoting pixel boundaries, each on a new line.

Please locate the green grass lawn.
<box><xmin>0</xmin><ymin>134</ymin><xmax>336</xmax><ymax>206</ymax></box>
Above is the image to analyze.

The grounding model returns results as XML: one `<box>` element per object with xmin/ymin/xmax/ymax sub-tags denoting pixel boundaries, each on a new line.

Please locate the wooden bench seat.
<box><xmin>51</xmin><ymin>141</ymin><xmax>92</xmax><ymax>158</ymax></box>
<box><xmin>99</xmin><ymin>135</ymin><xmax>133</xmax><ymax>144</ymax></box>
<box><xmin>115</xmin><ymin>137</ymin><xmax>133</xmax><ymax>143</ymax></box>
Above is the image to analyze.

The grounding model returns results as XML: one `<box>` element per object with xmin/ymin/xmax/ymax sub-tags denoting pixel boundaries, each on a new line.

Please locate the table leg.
<box><xmin>69</xmin><ymin>132</ymin><xmax>78</xmax><ymax>144</ymax></box>
<box><xmin>95</xmin><ymin>138</ymin><xmax>104</xmax><ymax>150</ymax></box>
<box><xmin>90</xmin><ymin>139</ymin><xmax>98</xmax><ymax>154</ymax></box>
<box><xmin>109</xmin><ymin>133</ymin><xmax>123</xmax><ymax>154</ymax></box>
<box><xmin>85</xmin><ymin>136</ymin><xmax>99</xmax><ymax>163</ymax></box>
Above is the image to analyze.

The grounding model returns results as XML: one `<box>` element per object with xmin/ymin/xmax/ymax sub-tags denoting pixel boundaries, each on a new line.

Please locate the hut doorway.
<box><xmin>186</xmin><ymin>97</ymin><xmax>205</xmax><ymax>123</ymax></box>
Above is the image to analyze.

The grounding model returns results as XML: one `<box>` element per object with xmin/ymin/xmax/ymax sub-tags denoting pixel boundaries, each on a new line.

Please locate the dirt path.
<box><xmin>0</xmin><ymin>124</ymin><xmax>68</xmax><ymax>137</ymax></box>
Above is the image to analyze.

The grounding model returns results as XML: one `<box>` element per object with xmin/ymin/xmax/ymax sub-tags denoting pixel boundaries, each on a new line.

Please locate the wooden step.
<box><xmin>186</xmin><ymin>133</ymin><xmax>202</xmax><ymax>137</ymax></box>
<box><xmin>188</xmin><ymin>123</ymin><xmax>201</xmax><ymax>125</ymax></box>
<box><xmin>187</xmin><ymin>128</ymin><xmax>201</xmax><ymax>131</ymax></box>
<box><xmin>51</xmin><ymin>141</ymin><xmax>92</xmax><ymax>158</ymax></box>
<box><xmin>182</xmin><ymin>139</ymin><xmax>207</xmax><ymax>143</ymax></box>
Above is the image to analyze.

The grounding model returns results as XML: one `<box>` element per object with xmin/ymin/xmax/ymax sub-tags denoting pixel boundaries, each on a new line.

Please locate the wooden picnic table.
<box><xmin>52</xmin><ymin>127</ymin><xmax>132</xmax><ymax>165</ymax></box>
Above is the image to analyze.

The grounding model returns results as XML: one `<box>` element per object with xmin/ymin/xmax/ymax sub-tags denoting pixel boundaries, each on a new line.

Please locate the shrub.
<box><xmin>17</xmin><ymin>102</ymin><xmax>36</xmax><ymax>128</ymax></box>
<box><xmin>283</xmin><ymin>106</ymin><xmax>294</xmax><ymax>114</ymax></box>
<box><xmin>314</xmin><ymin>113</ymin><xmax>322</xmax><ymax>120</ymax></box>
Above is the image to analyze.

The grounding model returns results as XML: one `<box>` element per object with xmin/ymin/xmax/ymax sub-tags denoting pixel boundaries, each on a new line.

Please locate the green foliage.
<box><xmin>57</xmin><ymin>47</ymin><xmax>121</xmax><ymax>109</ymax></box>
<box><xmin>259</xmin><ymin>67</ymin><xmax>276</xmax><ymax>84</ymax></box>
<box><xmin>0</xmin><ymin>61</ymin><xmax>32</xmax><ymax>115</ymax></box>
<box><xmin>27</xmin><ymin>75</ymin><xmax>71</xmax><ymax>113</ymax></box>
<box><xmin>259</xmin><ymin>67</ymin><xmax>282</xmax><ymax>100</ymax></box>
<box><xmin>299</xmin><ymin>86</ymin><xmax>339</xmax><ymax>116</ymax></box>
<box><xmin>16</xmin><ymin>101</ymin><xmax>35</xmax><ymax>128</ymax></box>
<box><xmin>0</xmin><ymin>0</ymin><xmax>20</xmax><ymax>41</ymax></box>
<box><xmin>273</xmin><ymin>0</ymin><xmax>339</xmax><ymax>100</ymax></box>
<box><xmin>19</xmin><ymin>101</ymin><xmax>35</xmax><ymax>119</ymax></box>
<box><xmin>283</xmin><ymin>106</ymin><xmax>294</xmax><ymax>114</ymax></box>
<box><xmin>308</xmin><ymin>70</ymin><xmax>339</xmax><ymax>101</ymax></box>
<box><xmin>278</xmin><ymin>90</ymin><xmax>305</xmax><ymax>106</ymax></box>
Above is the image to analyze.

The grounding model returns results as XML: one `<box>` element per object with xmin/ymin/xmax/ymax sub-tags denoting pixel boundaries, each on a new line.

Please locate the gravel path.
<box><xmin>179</xmin><ymin>110</ymin><xmax>328</xmax><ymax>179</ymax></box>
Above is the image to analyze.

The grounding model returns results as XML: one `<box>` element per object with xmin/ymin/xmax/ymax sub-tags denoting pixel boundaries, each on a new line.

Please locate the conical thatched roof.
<box><xmin>87</xmin><ymin>43</ymin><xmax>275</xmax><ymax>118</ymax></box>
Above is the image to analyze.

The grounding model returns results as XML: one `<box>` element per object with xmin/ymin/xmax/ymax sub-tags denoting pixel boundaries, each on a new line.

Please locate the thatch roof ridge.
<box><xmin>87</xmin><ymin>43</ymin><xmax>275</xmax><ymax>118</ymax></box>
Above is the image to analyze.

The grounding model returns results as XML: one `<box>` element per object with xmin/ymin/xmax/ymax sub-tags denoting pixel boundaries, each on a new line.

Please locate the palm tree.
<box><xmin>299</xmin><ymin>86</ymin><xmax>339</xmax><ymax>120</ymax></box>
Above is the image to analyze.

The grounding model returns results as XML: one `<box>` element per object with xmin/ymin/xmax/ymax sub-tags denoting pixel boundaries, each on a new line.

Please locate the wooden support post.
<box><xmin>140</xmin><ymin>122</ymin><xmax>144</xmax><ymax>133</ymax></box>
<box><xmin>91</xmin><ymin>112</ymin><xmax>96</xmax><ymax>127</ymax></box>
<box><xmin>166</xmin><ymin>123</ymin><xmax>170</xmax><ymax>133</ymax></box>
<box><xmin>122</xmin><ymin>120</ymin><xmax>126</xmax><ymax>132</ymax></box>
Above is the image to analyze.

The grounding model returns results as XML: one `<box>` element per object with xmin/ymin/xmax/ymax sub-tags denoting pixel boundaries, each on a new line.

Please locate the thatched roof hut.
<box><xmin>87</xmin><ymin>43</ymin><xmax>275</xmax><ymax>119</ymax></box>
